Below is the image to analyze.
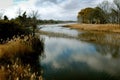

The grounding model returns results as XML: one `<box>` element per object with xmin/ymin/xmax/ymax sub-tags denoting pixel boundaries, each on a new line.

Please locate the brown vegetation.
<box><xmin>79</xmin><ymin>31</ymin><xmax>120</xmax><ymax>58</ymax></box>
<box><xmin>0</xmin><ymin>9</ymin><xmax>44</xmax><ymax>80</ymax></box>
<box><xmin>63</xmin><ymin>24</ymin><xmax>120</xmax><ymax>33</ymax></box>
<box><xmin>0</xmin><ymin>60</ymin><xmax>43</xmax><ymax>80</ymax></box>
<box><xmin>0</xmin><ymin>35</ymin><xmax>41</xmax><ymax>59</ymax></box>
<box><xmin>0</xmin><ymin>35</ymin><xmax>44</xmax><ymax>80</ymax></box>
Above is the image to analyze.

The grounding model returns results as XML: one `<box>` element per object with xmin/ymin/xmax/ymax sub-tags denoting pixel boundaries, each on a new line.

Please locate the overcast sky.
<box><xmin>0</xmin><ymin>0</ymin><xmax>112</xmax><ymax>20</ymax></box>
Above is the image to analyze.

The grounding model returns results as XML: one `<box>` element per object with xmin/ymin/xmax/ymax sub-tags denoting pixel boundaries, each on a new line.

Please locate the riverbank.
<box><xmin>63</xmin><ymin>23</ymin><xmax>120</xmax><ymax>46</ymax></box>
<box><xmin>63</xmin><ymin>24</ymin><xmax>120</xmax><ymax>33</ymax></box>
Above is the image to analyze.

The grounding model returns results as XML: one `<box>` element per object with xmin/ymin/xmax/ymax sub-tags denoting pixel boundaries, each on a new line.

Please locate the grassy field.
<box><xmin>63</xmin><ymin>24</ymin><xmax>120</xmax><ymax>33</ymax></box>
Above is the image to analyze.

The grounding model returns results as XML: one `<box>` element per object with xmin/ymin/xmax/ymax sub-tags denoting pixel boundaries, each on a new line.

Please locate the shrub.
<box><xmin>0</xmin><ymin>20</ymin><xmax>31</xmax><ymax>42</ymax></box>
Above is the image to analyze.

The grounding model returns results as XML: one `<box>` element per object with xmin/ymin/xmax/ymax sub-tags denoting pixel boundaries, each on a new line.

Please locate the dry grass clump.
<box><xmin>0</xmin><ymin>36</ymin><xmax>32</xmax><ymax>59</ymax></box>
<box><xmin>0</xmin><ymin>35</ymin><xmax>44</xmax><ymax>60</ymax></box>
<box><xmin>0</xmin><ymin>58</ymin><xmax>43</xmax><ymax>80</ymax></box>
<box><xmin>0</xmin><ymin>35</ymin><xmax>44</xmax><ymax>80</ymax></box>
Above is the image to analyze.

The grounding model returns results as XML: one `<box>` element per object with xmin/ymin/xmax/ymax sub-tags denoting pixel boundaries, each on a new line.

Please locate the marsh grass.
<box><xmin>38</xmin><ymin>30</ymin><xmax>77</xmax><ymax>39</ymax></box>
<box><xmin>0</xmin><ymin>35</ymin><xmax>44</xmax><ymax>60</ymax></box>
<box><xmin>79</xmin><ymin>32</ymin><xmax>120</xmax><ymax>58</ymax></box>
<box><xmin>79</xmin><ymin>32</ymin><xmax>120</xmax><ymax>45</ymax></box>
<box><xmin>0</xmin><ymin>35</ymin><xmax>44</xmax><ymax>80</ymax></box>
<box><xmin>0</xmin><ymin>59</ymin><xmax>43</xmax><ymax>80</ymax></box>
<box><xmin>64</xmin><ymin>24</ymin><xmax>120</xmax><ymax>33</ymax></box>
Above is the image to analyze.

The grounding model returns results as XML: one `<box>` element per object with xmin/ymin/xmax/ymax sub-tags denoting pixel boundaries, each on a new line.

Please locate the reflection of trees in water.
<box><xmin>79</xmin><ymin>32</ymin><xmax>120</xmax><ymax>45</ymax></box>
<box><xmin>79</xmin><ymin>32</ymin><xmax>106</xmax><ymax>42</ymax></box>
<box><xmin>95</xmin><ymin>33</ymin><xmax>120</xmax><ymax>58</ymax></box>
<box><xmin>79</xmin><ymin>32</ymin><xmax>120</xmax><ymax>58</ymax></box>
<box><xmin>95</xmin><ymin>44</ymin><xmax>120</xmax><ymax>58</ymax></box>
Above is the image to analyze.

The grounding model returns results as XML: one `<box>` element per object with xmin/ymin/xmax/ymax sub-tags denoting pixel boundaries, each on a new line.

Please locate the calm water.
<box><xmin>38</xmin><ymin>24</ymin><xmax>120</xmax><ymax>80</ymax></box>
<box><xmin>39</xmin><ymin>23</ymin><xmax>78</xmax><ymax>36</ymax></box>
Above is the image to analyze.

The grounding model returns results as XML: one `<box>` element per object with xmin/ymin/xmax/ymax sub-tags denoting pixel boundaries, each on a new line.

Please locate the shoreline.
<box><xmin>63</xmin><ymin>24</ymin><xmax>120</xmax><ymax>33</ymax></box>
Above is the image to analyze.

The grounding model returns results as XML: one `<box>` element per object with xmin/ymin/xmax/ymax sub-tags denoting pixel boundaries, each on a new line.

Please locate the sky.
<box><xmin>0</xmin><ymin>0</ymin><xmax>113</xmax><ymax>20</ymax></box>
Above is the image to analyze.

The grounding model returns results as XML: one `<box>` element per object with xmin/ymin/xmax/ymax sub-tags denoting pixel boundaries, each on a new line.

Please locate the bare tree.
<box><xmin>29</xmin><ymin>10</ymin><xmax>40</xmax><ymax>36</ymax></box>
<box><xmin>113</xmin><ymin>0</ymin><xmax>120</xmax><ymax>24</ymax></box>
<box><xmin>0</xmin><ymin>9</ymin><xmax>4</xmax><ymax>20</ymax></box>
<box><xmin>114</xmin><ymin>0</ymin><xmax>120</xmax><ymax>10</ymax></box>
<box><xmin>29</xmin><ymin>10</ymin><xmax>40</xmax><ymax>19</ymax></box>
<box><xmin>16</xmin><ymin>8</ymin><xmax>23</xmax><ymax>16</ymax></box>
<box><xmin>98</xmin><ymin>0</ymin><xmax>113</xmax><ymax>23</ymax></box>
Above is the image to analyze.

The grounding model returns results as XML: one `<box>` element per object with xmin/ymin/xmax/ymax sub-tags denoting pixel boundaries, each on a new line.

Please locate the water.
<box><xmin>38</xmin><ymin>24</ymin><xmax>120</xmax><ymax>80</ymax></box>
<box><xmin>39</xmin><ymin>23</ymin><xmax>78</xmax><ymax>36</ymax></box>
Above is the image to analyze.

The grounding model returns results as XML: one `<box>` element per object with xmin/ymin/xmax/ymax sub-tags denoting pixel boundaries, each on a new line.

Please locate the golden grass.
<box><xmin>0</xmin><ymin>59</ymin><xmax>43</xmax><ymax>80</ymax></box>
<box><xmin>0</xmin><ymin>35</ymin><xmax>44</xmax><ymax>58</ymax></box>
<box><xmin>79</xmin><ymin>32</ymin><xmax>120</xmax><ymax>46</ymax></box>
<box><xmin>0</xmin><ymin>35</ymin><xmax>44</xmax><ymax>80</ymax></box>
<box><xmin>63</xmin><ymin>24</ymin><xmax>120</xmax><ymax>45</ymax></box>
<box><xmin>63</xmin><ymin>24</ymin><xmax>120</xmax><ymax>33</ymax></box>
<box><xmin>0</xmin><ymin>36</ymin><xmax>33</xmax><ymax>59</ymax></box>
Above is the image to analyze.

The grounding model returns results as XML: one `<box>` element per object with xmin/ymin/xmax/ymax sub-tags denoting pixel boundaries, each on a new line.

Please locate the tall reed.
<box><xmin>0</xmin><ymin>35</ymin><xmax>44</xmax><ymax>80</ymax></box>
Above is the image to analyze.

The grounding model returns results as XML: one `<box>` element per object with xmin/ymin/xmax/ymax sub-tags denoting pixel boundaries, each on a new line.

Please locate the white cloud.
<box><xmin>2</xmin><ymin>0</ymin><xmax>114</xmax><ymax>20</ymax></box>
<box><xmin>34</xmin><ymin>0</ymin><xmax>107</xmax><ymax>20</ymax></box>
<box><xmin>0</xmin><ymin>0</ymin><xmax>13</xmax><ymax>9</ymax></box>
<box><xmin>3</xmin><ymin>0</ymin><xmax>37</xmax><ymax>19</ymax></box>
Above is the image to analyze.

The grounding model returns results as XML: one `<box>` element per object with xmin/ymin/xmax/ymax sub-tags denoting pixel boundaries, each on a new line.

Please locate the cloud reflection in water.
<box><xmin>41</xmin><ymin>35</ymin><xmax>120</xmax><ymax>80</ymax></box>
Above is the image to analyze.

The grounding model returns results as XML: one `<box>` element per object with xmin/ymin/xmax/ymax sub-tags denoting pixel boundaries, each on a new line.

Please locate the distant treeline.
<box><xmin>77</xmin><ymin>0</ymin><xmax>120</xmax><ymax>24</ymax></box>
<box><xmin>38</xmin><ymin>19</ymin><xmax>76</xmax><ymax>24</ymax></box>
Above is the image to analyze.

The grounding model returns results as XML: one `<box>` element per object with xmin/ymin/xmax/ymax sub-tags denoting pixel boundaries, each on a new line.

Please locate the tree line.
<box><xmin>77</xmin><ymin>0</ymin><xmax>120</xmax><ymax>24</ymax></box>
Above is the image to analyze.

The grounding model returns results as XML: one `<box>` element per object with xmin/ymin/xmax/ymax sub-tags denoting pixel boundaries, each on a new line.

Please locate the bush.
<box><xmin>0</xmin><ymin>20</ymin><xmax>31</xmax><ymax>41</ymax></box>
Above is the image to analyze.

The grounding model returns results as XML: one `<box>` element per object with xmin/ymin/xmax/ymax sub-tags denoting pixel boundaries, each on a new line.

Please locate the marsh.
<box><xmin>39</xmin><ymin>23</ymin><xmax>120</xmax><ymax>80</ymax></box>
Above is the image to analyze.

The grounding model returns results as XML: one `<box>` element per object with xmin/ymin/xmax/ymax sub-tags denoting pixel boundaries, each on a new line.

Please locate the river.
<box><xmin>38</xmin><ymin>23</ymin><xmax>120</xmax><ymax>80</ymax></box>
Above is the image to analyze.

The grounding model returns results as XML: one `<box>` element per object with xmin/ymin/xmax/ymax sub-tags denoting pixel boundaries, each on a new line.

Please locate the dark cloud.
<box><xmin>35</xmin><ymin>0</ymin><xmax>63</xmax><ymax>6</ymax></box>
<box><xmin>62</xmin><ymin>0</ymin><xmax>96</xmax><ymax>11</ymax></box>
